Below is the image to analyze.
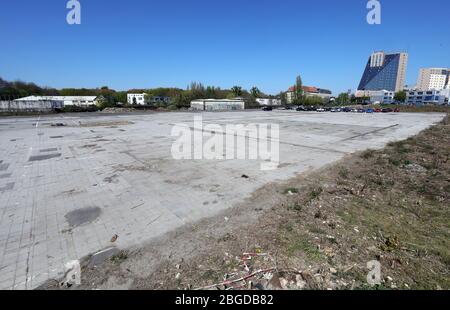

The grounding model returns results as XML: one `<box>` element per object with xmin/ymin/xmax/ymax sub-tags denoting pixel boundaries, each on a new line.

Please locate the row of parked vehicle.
<box><xmin>306</xmin><ymin>106</ymin><xmax>400</xmax><ymax>113</ymax></box>
<box><xmin>262</xmin><ymin>106</ymin><xmax>400</xmax><ymax>113</ymax></box>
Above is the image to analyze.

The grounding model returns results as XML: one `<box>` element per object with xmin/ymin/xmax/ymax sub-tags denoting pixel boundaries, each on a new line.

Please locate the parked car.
<box><xmin>366</xmin><ymin>108</ymin><xmax>374</xmax><ymax>113</ymax></box>
<box><xmin>306</xmin><ymin>106</ymin><xmax>317</xmax><ymax>111</ymax></box>
<box><xmin>296</xmin><ymin>106</ymin><xmax>307</xmax><ymax>111</ymax></box>
<box><xmin>342</xmin><ymin>107</ymin><xmax>352</xmax><ymax>112</ymax></box>
<box><xmin>374</xmin><ymin>108</ymin><xmax>382</xmax><ymax>113</ymax></box>
<box><xmin>394</xmin><ymin>108</ymin><xmax>400</xmax><ymax>112</ymax></box>
<box><xmin>316</xmin><ymin>108</ymin><xmax>326</xmax><ymax>112</ymax></box>
<box><xmin>382</xmin><ymin>108</ymin><xmax>393</xmax><ymax>113</ymax></box>
<box><xmin>262</xmin><ymin>106</ymin><xmax>273</xmax><ymax>111</ymax></box>
<box><xmin>351</xmin><ymin>108</ymin><xmax>358</xmax><ymax>113</ymax></box>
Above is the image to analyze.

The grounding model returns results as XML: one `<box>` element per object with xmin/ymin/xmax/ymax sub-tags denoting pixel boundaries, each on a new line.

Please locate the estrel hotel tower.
<box><xmin>357</xmin><ymin>52</ymin><xmax>408</xmax><ymax>93</ymax></box>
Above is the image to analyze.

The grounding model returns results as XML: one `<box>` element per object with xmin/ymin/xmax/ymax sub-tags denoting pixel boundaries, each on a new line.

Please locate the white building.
<box><xmin>416</xmin><ymin>68</ymin><xmax>450</xmax><ymax>91</ymax></box>
<box><xmin>368</xmin><ymin>90</ymin><xmax>395</xmax><ymax>104</ymax></box>
<box><xmin>127</xmin><ymin>93</ymin><xmax>146</xmax><ymax>105</ymax></box>
<box><xmin>256</xmin><ymin>98</ymin><xmax>282</xmax><ymax>106</ymax></box>
<box><xmin>407</xmin><ymin>89</ymin><xmax>450</xmax><ymax>105</ymax></box>
<box><xmin>15</xmin><ymin>96</ymin><xmax>98</xmax><ymax>106</ymax></box>
<box><xmin>1</xmin><ymin>100</ymin><xmax>64</xmax><ymax>112</ymax></box>
<box><xmin>356</xmin><ymin>90</ymin><xmax>396</xmax><ymax>104</ymax></box>
<box><xmin>191</xmin><ymin>99</ymin><xmax>245</xmax><ymax>111</ymax></box>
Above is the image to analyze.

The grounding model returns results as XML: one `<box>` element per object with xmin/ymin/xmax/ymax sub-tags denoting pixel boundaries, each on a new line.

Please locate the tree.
<box><xmin>394</xmin><ymin>91</ymin><xmax>406</xmax><ymax>103</ymax></box>
<box><xmin>0</xmin><ymin>77</ymin><xmax>63</xmax><ymax>100</ymax></box>
<box><xmin>250</xmin><ymin>86</ymin><xmax>260</xmax><ymax>98</ymax></box>
<box><xmin>231</xmin><ymin>86</ymin><xmax>243</xmax><ymax>97</ymax></box>
<box><xmin>279</xmin><ymin>92</ymin><xmax>287</xmax><ymax>105</ymax></box>
<box><xmin>304</xmin><ymin>95</ymin><xmax>324</xmax><ymax>106</ymax></box>
<box><xmin>295</xmin><ymin>75</ymin><xmax>304</xmax><ymax>101</ymax></box>
<box><xmin>0</xmin><ymin>77</ymin><xmax>8</xmax><ymax>89</ymax></box>
<box><xmin>115</xmin><ymin>91</ymin><xmax>127</xmax><ymax>104</ymax></box>
<box><xmin>206</xmin><ymin>86</ymin><xmax>219</xmax><ymax>99</ymax></box>
<box><xmin>337</xmin><ymin>93</ymin><xmax>350</xmax><ymax>105</ymax></box>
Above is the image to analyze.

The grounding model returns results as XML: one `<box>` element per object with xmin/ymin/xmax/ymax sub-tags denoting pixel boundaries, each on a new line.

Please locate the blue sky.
<box><xmin>0</xmin><ymin>0</ymin><xmax>449</xmax><ymax>95</ymax></box>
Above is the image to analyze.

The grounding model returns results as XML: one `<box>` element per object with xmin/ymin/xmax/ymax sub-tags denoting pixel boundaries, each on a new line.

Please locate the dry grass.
<box><xmin>372</xmin><ymin>105</ymin><xmax>450</xmax><ymax>113</ymax></box>
<box><xmin>174</xmin><ymin>116</ymin><xmax>450</xmax><ymax>290</ymax></box>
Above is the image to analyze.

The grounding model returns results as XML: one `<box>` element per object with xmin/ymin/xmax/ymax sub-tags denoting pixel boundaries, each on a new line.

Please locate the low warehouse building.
<box><xmin>369</xmin><ymin>90</ymin><xmax>395</xmax><ymax>104</ymax></box>
<box><xmin>191</xmin><ymin>99</ymin><xmax>245</xmax><ymax>111</ymax></box>
<box><xmin>0</xmin><ymin>100</ymin><xmax>63</xmax><ymax>112</ymax></box>
<box><xmin>14</xmin><ymin>96</ymin><xmax>98</xmax><ymax>107</ymax></box>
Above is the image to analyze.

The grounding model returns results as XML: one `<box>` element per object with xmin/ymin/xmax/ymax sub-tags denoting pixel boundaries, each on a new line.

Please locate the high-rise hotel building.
<box><xmin>357</xmin><ymin>51</ymin><xmax>408</xmax><ymax>93</ymax></box>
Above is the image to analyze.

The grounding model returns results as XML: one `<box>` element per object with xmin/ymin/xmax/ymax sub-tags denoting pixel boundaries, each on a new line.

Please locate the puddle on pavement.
<box><xmin>29</xmin><ymin>153</ymin><xmax>61</xmax><ymax>162</ymax></box>
<box><xmin>0</xmin><ymin>182</ymin><xmax>14</xmax><ymax>192</ymax></box>
<box><xmin>40</xmin><ymin>148</ymin><xmax>58</xmax><ymax>153</ymax></box>
<box><xmin>0</xmin><ymin>163</ymin><xmax>9</xmax><ymax>171</ymax></box>
<box><xmin>65</xmin><ymin>207</ymin><xmax>102</xmax><ymax>227</ymax></box>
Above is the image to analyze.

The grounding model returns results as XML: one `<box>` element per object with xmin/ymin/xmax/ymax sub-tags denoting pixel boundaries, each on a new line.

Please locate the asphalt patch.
<box><xmin>40</xmin><ymin>148</ymin><xmax>58</xmax><ymax>153</ymax></box>
<box><xmin>65</xmin><ymin>207</ymin><xmax>102</xmax><ymax>227</ymax></box>
<box><xmin>0</xmin><ymin>182</ymin><xmax>14</xmax><ymax>192</ymax></box>
<box><xmin>0</xmin><ymin>163</ymin><xmax>9</xmax><ymax>171</ymax></box>
<box><xmin>29</xmin><ymin>153</ymin><xmax>62</xmax><ymax>162</ymax></box>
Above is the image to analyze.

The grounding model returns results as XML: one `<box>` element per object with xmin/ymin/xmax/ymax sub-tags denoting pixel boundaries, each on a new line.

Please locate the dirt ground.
<box><xmin>40</xmin><ymin>114</ymin><xmax>449</xmax><ymax>290</ymax></box>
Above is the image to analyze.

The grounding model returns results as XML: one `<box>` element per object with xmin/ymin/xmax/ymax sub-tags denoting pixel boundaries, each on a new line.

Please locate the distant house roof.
<box><xmin>287</xmin><ymin>86</ymin><xmax>331</xmax><ymax>94</ymax></box>
<box><xmin>303</xmin><ymin>86</ymin><xmax>318</xmax><ymax>93</ymax></box>
<box><xmin>288</xmin><ymin>86</ymin><xmax>317</xmax><ymax>92</ymax></box>
<box><xmin>15</xmin><ymin>96</ymin><xmax>97</xmax><ymax>101</ymax></box>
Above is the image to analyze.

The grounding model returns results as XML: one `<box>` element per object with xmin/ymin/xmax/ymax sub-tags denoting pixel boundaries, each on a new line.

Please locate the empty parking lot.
<box><xmin>0</xmin><ymin>110</ymin><xmax>445</xmax><ymax>289</ymax></box>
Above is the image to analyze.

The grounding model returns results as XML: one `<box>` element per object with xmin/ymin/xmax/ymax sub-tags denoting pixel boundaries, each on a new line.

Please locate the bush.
<box><xmin>302</xmin><ymin>95</ymin><xmax>324</xmax><ymax>106</ymax></box>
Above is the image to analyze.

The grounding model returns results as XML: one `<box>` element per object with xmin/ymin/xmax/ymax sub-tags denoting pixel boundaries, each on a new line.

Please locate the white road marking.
<box><xmin>35</xmin><ymin>115</ymin><xmax>41</xmax><ymax>128</ymax></box>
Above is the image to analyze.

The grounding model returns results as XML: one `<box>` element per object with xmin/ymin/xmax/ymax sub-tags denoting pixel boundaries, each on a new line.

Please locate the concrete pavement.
<box><xmin>0</xmin><ymin>110</ymin><xmax>445</xmax><ymax>289</ymax></box>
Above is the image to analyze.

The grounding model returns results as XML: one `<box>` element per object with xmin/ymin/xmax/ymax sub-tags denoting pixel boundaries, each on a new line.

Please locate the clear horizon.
<box><xmin>1</xmin><ymin>0</ymin><xmax>449</xmax><ymax>95</ymax></box>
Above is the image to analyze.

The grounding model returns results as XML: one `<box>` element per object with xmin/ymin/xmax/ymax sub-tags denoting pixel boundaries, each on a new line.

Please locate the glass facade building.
<box><xmin>358</xmin><ymin>52</ymin><xmax>408</xmax><ymax>92</ymax></box>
